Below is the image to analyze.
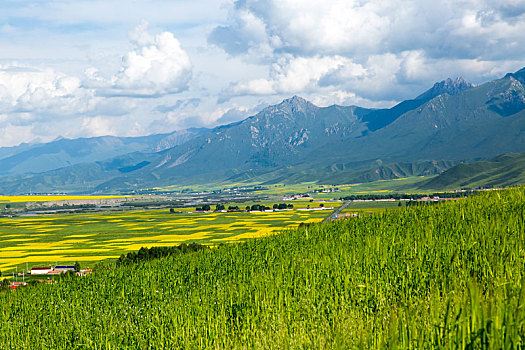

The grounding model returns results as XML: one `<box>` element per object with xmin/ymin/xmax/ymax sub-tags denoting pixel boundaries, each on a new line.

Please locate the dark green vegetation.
<box><xmin>117</xmin><ymin>243</ymin><xmax>208</xmax><ymax>266</ymax></box>
<box><xmin>420</xmin><ymin>151</ymin><xmax>525</xmax><ymax>190</ymax></box>
<box><xmin>2</xmin><ymin>67</ymin><xmax>525</xmax><ymax>194</ymax></box>
<box><xmin>1</xmin><ymin>188</ymin><xmax>524</xmax><ymax>348</ymax></box>
<box><xmin>340</xmin><ymin>191</ymin><xmax>475</xmax><ymax>201</ymax></box>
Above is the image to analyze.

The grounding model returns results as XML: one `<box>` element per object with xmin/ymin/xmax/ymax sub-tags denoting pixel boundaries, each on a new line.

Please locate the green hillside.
<box><xmin>1</xmin><ymin>188</ymin><xmax>524</xmax><ymax>348</ymax></box>
<box><xmin>317</xmin><ymin>68</ymin><xmax>525</xmax><ymax>166</ymax></box>
<box><xmin>420</xmin><ymin>151</ymin><xmax>525</xmax><ymax>190</ymax></box>
<box><xmin>240</xmin><ymin>159</ymin><xmax>456</xmax><ymax>186</ymax></box>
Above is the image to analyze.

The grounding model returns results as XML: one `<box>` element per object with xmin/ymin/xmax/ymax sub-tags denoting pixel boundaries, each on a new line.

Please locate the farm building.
<box><xmin>31</xmin><ymin>266</ymin><xmax>53</xmax><ymax>275</ymax></box>
<box><xmin>54</xmin><ymin>265</ymin><xmax>75</xmax><ymax>273</ymax></box>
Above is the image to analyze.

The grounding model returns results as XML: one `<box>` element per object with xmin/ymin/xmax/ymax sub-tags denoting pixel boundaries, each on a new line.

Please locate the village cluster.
<box><xmin>9</xmin><ymin>265</ymin><xmax>93</xmax><ymax>289</ymax></box>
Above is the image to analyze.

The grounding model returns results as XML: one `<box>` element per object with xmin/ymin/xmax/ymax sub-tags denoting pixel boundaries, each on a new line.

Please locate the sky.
<box><xmin>0</xmin><ymin>0</ymin><xmax>524</xmax><ymax>147</ymax></box>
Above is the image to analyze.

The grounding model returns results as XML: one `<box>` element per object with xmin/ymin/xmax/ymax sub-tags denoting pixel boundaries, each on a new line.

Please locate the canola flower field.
<box><xmin>0</xmin><ymin>195</ymin><xmax>138</xmax><ymax>203</ymax></box>
<box><xmin>0</xmin><ymin>209</ymin><xmax>329</xmax><ymax>272</ymax></box>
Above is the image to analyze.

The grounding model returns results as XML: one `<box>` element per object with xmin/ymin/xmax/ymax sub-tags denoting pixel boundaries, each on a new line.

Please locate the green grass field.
<box><xmin>0</xmin><ymin>208</ymin><xmax>331</xmax><ymax>273</ymax></box>
<box><xmin>149</xmin><ymin>176</ymin><xmax>431</xmax><ymax>198</ymax></box>
<box><xmin>0</xmin><ymin>187</ymin><xmax>523</xmax><ymax>348</ymax></box>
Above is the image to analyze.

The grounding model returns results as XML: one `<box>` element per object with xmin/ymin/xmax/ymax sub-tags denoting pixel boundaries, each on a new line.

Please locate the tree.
<box><xmin>273</xmin><ymin>204</ymin><xmax>278</xmax><ymax>209</ymax></box>
<box><xmin>215</xmin><ymin>204</ymin><xmax>225</xmax><ymax>211</ymax></box>
<box><xmin>287</xmin><ymin>204</ymin><xmax>294</xmax><ymax>209</ymax></box>
<box><xmin>74</xmin><ymin>261</ymin><xmax>81</xmax><ymax>272</ymax></box>
<box><xmin>245</xmin><ymin>206</ymin><xmax>250</xmax><ymax>211</ymax></box>
<box><xmin>320</xmin><ymin>203</ymin><xmax>324</xmax><ymax>208</ymax></box>
<box><xmin>170</xmin><ymin>208</ymin><xmax>175</xmax><ymax>213</ymax></box>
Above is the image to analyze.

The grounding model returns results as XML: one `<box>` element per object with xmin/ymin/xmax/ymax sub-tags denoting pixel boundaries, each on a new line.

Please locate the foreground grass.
<box><xmin>1</xmin><ymin>188</ymin><xmax>524</xmax><ymax>348</ymax></box>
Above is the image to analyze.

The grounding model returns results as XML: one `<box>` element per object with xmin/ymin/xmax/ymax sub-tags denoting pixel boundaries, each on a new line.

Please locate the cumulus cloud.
<box><xmin>209</xmin><ymin>0</ymin><xmax>525</xmax><ymax>103</ymax></box>
<box><xmin>221</xmin><ymin>50</ymin><xmax>525</xmax><ymax>103</ymax></box>
<box><xmin>220</xmin><ymin>55</ymin><xmax>366</xmax><ymax>101</ymax></box>
<box><xmin>0</xmin><ymin>63</ymin><xmax>143</xmax><ymax>146</ymax></box>
<box><xmin>210</xmin><ymin>0</ymin><xmax>525</xmax><ymax>102</ymax></box>
<box><xmin>0</xmin><ymin>20</ymin><xmax>200</xmax><ymax>146</ymax></box>
<box><xmin>0</xmin><ymin>64</ymin><xmax>91</xmax><ymax>118</ymax></box>
<box><xmin>210</xmin><ymin>0</ymin><xmax>525</xmax><ymax>60</ymax></box>
<box><xmin>99</xmin><ymin>21</ymin><xmax>193</xmax><ymax>97</ymax></box>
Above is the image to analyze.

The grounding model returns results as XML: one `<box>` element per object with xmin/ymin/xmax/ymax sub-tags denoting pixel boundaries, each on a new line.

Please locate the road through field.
<box><xmin>321</xmin><ymin>200</ymin><xmax>352</xmax><ymax>223</ymax></box>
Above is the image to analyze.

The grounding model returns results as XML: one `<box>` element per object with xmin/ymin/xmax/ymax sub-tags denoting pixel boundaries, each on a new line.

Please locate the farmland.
<box><xmin>0</xmin><ymin>195</ymin><xmax>139</xmax><ymax>203</ymax></box>
<box><xmin>0</xmin><ymin>187</ymin><xmax>523</xmax><ymax>348</ymax></box>
<box><xmin>0</xmin><ymin>208</ymin><xmax>330</xmax><ymax>272</ymax></box>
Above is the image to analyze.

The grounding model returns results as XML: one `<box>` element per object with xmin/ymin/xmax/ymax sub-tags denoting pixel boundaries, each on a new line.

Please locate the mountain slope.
<box><xmin>139</xmin><ymin>96</ymin><xmax>372</xmax><ymax>175</ymax></box>
<box><xmin>419</xmin><ymin>151</ymin><xmax>525</xmax><ymax>190</ymax></box>
<box><xmin>312</xmin><ymin>68</ymin><xmax>525</xmax><ymax>166</ymax></box>
<box><xmin>0</xmin><ymin>128</ymin><xmax>208</xmax><ymax>176</ymax></box>
<box><xmin>362</xmin><ymin>76</ymin><xmax>475</xmax><ymax>132</ymax></box>
<box><xmin>0</xmin><ymin>151</ymin><xmax>162</xmax><ymax>194</ymax></box>
<box><xmin>113</xmin><ymin>79</ymin><xmax>477</xmax><ymax>187</ymax></box>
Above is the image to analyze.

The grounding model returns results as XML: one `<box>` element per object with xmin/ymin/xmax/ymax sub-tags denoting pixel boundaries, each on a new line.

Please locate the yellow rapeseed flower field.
<box><xmin>0</xmin><ymin>195</ymin><xmax>138</xmax><ymax>203</ymax></box>
<box><xmin>0</xmin><ymin>208</ymin><xmax>330</xmax><ymax>272</ymax></box>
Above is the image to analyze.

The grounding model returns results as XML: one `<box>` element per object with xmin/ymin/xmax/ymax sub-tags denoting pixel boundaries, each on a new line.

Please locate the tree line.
<box><xmin>171</xmin><ymin>203</ymin><xmax>295</xmax><ymax>213</ymax></box>
<box><xmin>117</xmin><ymin>243</ymin><xmax>209</xmax><ymax>266</ymax></box>
<box><xmin>340</xmin><ymin>191</ymin><xmax>477</xmax><ymax>201</ymax></box>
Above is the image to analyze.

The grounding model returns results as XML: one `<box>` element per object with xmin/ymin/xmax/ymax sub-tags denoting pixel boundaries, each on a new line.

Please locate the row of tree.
<box><xmin>174</xmin><ymin>203</ymin><xmax>296</xmax><ymax>213</ymax></box>
<box><xmin>244</xmin><ymin>203</ymin><xmax>294</xmax><ymax>211</ymax></box>
<box><xmin>340</xmin><ymin>191</ymin><xmax>477</xmax><ymax>201</ymax></box>
<box><xmin>117</xmin><ymin>243</ymin><xmax>209</xmax><ymax>266</ymax></box>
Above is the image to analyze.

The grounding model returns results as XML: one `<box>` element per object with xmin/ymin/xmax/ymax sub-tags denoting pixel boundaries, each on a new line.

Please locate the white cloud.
<box><xmin>0</xmin><ymin>64</ymin><xmax>90</xmax><ymax>118</ymax></box>
<box><xmin>221</xmin><ymin>55</ymin><xmax>366</xmax><ymax>100</ymax></box>
<box><xmin>210</xmin><ymin>0</ymin><xmax>525</xmax><ymax>60</ymax></box>
<box><xmin>95</xmin><ymin>21</ymin><xmax>193</xmax><ymax>97</ymax></box>
<box><xmin>0</xmin><ymin>21</ymin><xmax>200</xmax><ymax>147</ymax></box>
<box><xmin>205</xmin><ymin>0</ymin><xmax>524</xmax><ymax>104</ymax></box>
<box><xmin>0</xmin><ymin>123</ymin><xmax>35</xmax><ymax>147</ymax></box>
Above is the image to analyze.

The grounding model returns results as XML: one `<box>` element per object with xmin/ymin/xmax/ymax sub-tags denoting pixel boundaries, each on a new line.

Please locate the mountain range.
<box><xmin>1</xmin><ymin>67</ymin><xmax>524</xmax><ymax>194</ymax></box>
<box><xmin>0</xmin><ymin>128</ymin><xmax>208</xmax><ymax>176</ymax></box>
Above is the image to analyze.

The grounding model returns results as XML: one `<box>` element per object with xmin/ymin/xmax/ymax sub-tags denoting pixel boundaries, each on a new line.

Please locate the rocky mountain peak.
<box><xmin>416</xmin><ymin>77</ymin><xmax>475</xmax><ymax>101</ymax></box>
<box><xmin>256</xmin><ymin>96</ymin><xmax>318</xmax><ymax>122</ymax></box>
<box><xmin>277</xmin><ymin>95</ymin><xmax>316</xmax><ymax>113</ymax></box>
<box><xmin>504</xmin><ymin>66</ymin><xmax>525</xmax><ymax>85</ymax></box>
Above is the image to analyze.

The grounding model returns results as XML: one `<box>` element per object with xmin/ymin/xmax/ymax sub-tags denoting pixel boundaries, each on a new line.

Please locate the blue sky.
<box><xmin>0</xmin><ymin>0</ymin><xmax>524</xmax><ymax>146</ymax></box>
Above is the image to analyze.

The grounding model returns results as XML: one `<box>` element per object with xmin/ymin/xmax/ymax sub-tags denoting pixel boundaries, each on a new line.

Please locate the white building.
<box><xmin>31</xmin><ymin>266</ymin><xmax>53</xmax><ymax>275</ymax></box>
